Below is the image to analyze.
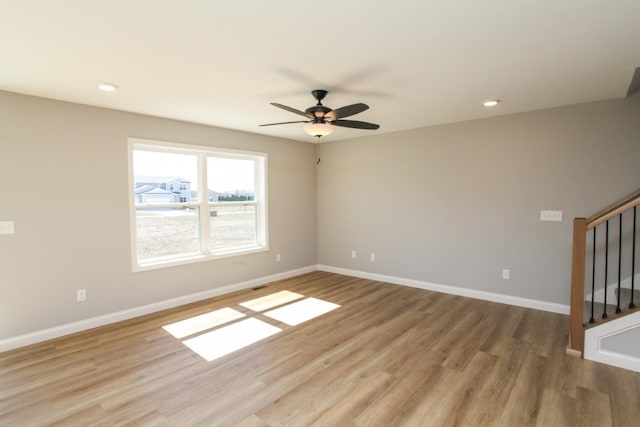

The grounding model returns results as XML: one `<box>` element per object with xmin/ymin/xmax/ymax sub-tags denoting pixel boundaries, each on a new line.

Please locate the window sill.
<box><xmin>133</xmin><ymin>245</ymin><xmax>268</xmax><ymax>273</ymax></box>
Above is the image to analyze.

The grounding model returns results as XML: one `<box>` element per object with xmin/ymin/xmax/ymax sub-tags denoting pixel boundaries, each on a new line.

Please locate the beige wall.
<box><xmin>0</xmin><ymin>91</ymin><xmax>318</xmax><ymax>340</ymax></box>
<box><xmin>2</xmin><ymin>89</ymin><xmax>639</xmax><ymax>343</ymax></box>
<box><xmin>317</xmin><ymin>94</ymin><xmax>640</xmax><ymax>305</ymax></box>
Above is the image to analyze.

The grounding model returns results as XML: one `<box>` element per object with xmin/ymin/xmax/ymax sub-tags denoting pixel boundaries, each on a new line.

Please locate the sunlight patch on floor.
<box><xmin>182</xmin><ymin>318</ymin><xmax>282</xmax><ymax>362</ymax></box>
<box><xmin>162</xmin><ymin>307</ymin><xmax>246</xmax><ymax>339</ymax></box>
<box><xmin>163</xmin><ymin>290</ymin><xmax>340</xmax><ymax>361</ymax></box>
<box><xmin>263</xmin><ymin>297</ymin><xmax>340</xmax><ymax>326</ymax></box>
<box><xmin>239</xmin><ymin>290</ymin><xmax>304</xmax><ymax>312</ymax></box>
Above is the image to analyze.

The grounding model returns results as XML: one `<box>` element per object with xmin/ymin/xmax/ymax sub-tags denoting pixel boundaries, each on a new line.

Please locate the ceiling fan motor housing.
<box><xmin>307</xmin><ymin>90</ymin><xmax>331</xmax><ymax>120</ymax></box>
<box><xmin>305</xmin><ymin>105</ymin><xmax>331</xmax><ymax>119</ymax></box>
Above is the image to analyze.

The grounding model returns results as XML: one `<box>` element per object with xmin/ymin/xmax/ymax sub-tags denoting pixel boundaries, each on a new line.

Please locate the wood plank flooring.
<box><xmin>2</xmin><ymin>271</ymin><xmax>640</xmax><ymax>426</ymax></box>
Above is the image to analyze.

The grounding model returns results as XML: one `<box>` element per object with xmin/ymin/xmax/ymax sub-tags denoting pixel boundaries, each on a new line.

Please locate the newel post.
<box><xmin>569</xmin><ymin>217</ymin><xmax>587</xmax><ymax>355</ymax></box>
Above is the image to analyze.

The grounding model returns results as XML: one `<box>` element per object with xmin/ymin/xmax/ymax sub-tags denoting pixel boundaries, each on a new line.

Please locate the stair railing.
<box><xmin>569</xmin><ymin>188</ymin><xmax>640</xmax><ymax>355</ymax></box>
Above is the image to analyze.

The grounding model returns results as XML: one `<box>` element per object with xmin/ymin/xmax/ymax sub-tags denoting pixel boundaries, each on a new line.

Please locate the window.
<box><xmin>128</xmin><ymin>138</ymin><xmax>267</xmax><ymax>271</ymax></box>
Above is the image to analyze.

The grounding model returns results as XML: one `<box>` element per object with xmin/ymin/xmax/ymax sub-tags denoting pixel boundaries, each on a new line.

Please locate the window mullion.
<box><xmin>198</xmin><ymin>153</ymin><xmax>211</xmax><ymax>254</ymax></box>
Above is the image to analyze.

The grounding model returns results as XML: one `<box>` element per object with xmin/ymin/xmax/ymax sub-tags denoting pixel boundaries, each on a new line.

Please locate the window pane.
<box><xmin>133</xmin><ymin>150</ymin><xmax>198</xmax><ymax>204</ymax></box>
<box><xmin>210</xmin><ymin>205</ymin><xmax>256</xmax><ymax>251</ymax></box>
<box><xmin>129</xmin><ymin>139</ymin><xmax>267</xmax><ymax>270</ymax></box>
<box><xmin>207</xmin><ymin>157</ymin><xmax>254</xmax><ymax>202</ymax></box>
<box><xmin>136</xmin><ymin>207</ymin><xmax>200</xmax><ymax>261</ymax></box>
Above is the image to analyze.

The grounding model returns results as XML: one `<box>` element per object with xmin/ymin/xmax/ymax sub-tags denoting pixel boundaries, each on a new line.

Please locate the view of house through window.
<box><xmin>128</xmin><ymin>138</ymin><xmax>267</xmax><ymax>270</ymax></box>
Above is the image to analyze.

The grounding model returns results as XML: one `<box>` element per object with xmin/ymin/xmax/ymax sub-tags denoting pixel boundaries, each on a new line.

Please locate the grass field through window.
<box><xmin>136</xmin><ymin>205</ymin><xmax>257</xmax><ymax>261</ymax></box>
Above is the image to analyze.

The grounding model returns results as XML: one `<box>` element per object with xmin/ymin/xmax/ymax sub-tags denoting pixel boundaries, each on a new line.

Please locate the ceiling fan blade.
<box><xmin>325</xmin><ymin>103</ymin><xmax>369</xmax><ymax>121</ymax></box>
<box><xmin>332</xmin><ymin>119</ymin><xmax>379</xmax><ymax>130</ymax></box>
<box><xmin>271</xmin><ymin>102</ymin><xmax>313</xmax><ymax>118</ymax></box>
<box><xmin>259</xmin><ymin>120</ymin><xmax>310</xmax><ymax>127</ymax></box>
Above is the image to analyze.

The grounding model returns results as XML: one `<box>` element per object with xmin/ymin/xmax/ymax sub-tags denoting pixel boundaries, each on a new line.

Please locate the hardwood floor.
<box><xmin>2</xmin><ymin>271</ymin><xmax>640</xmax><ymax>426</ymax></box>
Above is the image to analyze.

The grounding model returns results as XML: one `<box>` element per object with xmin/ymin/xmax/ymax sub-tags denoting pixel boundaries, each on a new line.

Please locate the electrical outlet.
<box><xmin>370</xmin><ymin>253</ymin><xmax>376</xmax><ymax>262</ymax></box>
<box><xmin>502</xmin><ymin>269</ymin><xmax>510</xmax><ymax>280</ymax></box>
<box><xmin>276</xmin><ymin>253</ymin><xmax>281</xmax><ymax>262</ymax></box>
<box><xmin>351</xmin><ymin>250</ymin><xmax>356</xmax><ymax>259</ymax></box>
<box><xmin>77</xmin><ymin>289</ymin><xmax>86</xmax><ymax>302</ymax></box>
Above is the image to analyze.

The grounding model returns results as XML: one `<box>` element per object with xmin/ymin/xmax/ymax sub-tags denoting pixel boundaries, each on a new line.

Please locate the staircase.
<box><xmin>616</xmin><ymin>287</ymin><xmax>640</xmax><ymax>308</ymax></box>
<box><xmin>582</xmin><ymin>284</ymin><xmax>640</xmax><ymax>324</ymax></box>
<box><xmin>569</xmin><ymin>188</ymin><xmax>640</xmax><ymax>369</ymax></box>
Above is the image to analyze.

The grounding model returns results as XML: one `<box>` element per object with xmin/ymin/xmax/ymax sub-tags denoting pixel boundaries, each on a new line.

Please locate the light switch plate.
<box><xmin>540</xmin><ymin>211</ymin><xmax>563</xmax><ymax>222</ymax></box>
<box><xmin>0</xmin><ymin>221</ymin><xmax>15</xmax><ymax>235</ymax></box>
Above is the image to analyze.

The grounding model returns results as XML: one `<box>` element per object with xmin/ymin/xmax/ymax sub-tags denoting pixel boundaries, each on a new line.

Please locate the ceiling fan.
<box><xmin>260</xmin><ymin>89</ymin><xmax>380</xmax><ymax>138</ymax></box>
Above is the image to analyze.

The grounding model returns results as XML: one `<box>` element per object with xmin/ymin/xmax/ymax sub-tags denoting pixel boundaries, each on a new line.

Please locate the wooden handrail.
<box><xmin>587</xmin><ymin>188</ymin><xmax>640</xmax><ymax>229</ymax></box>
<box><xmin>568</xmin><ymin>186</ymin><xmax>640</xmax><ymax>356</ymax></box>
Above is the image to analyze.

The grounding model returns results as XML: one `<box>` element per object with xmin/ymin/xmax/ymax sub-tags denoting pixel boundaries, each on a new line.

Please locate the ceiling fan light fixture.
<box><xmin>304</xmin><ymin>122</ymin><xmax>334</xmax><ymax>138</ymax></box>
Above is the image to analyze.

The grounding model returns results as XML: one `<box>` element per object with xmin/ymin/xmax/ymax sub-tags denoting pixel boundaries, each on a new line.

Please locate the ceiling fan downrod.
<box><xmin>305</xmin><ymin>90</ymin><xmax>332</xmax><ymax>118</ymax></box>
<box><xmin>311</xmin><ymin>89</ymin><xmax>328</xmax><ymax>104</ymax></box>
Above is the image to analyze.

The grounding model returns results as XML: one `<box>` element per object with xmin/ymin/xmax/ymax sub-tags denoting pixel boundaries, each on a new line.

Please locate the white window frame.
<box><xmin>128</xmin><ymin>138</ymin><xmax>268</xmax><ymax>272</ymax></box>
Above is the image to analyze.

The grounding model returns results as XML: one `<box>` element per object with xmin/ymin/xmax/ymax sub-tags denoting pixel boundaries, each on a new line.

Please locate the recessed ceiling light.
<box><xmin>97</xmin><ymin>82</ymin><xmax>118</xmax><ymax>92</ymax></box>
<box><xmin>483</xmin><ymin>99</ymin><xmax>500</xmax><ymax>107</ymax></box>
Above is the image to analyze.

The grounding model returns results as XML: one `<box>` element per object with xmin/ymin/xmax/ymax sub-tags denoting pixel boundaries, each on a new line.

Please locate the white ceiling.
<box><xmin>1</xmin><ymin>0</ymin><xmax>639</xmax><ymax>143</ymax></box>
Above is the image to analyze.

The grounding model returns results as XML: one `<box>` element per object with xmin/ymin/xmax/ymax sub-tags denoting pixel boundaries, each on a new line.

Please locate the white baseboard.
<box><xmin>1</xmin><ymin>264</ymin><xmax>571</xmax><ymax>353</ymax></box>
<box><xmin>0</xmin><ymin>265</ymin><xmax>317</xmax><ymax>353</ymax></box>
<box><xmin>584</xmin><ymin>311</ymin><xmax>640</xmax><ymax>373</ymax></box>
<box><xmin>317</xmin><ymin>265</ymin><xmax>570</xmax><ymax>315</ymax></box>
